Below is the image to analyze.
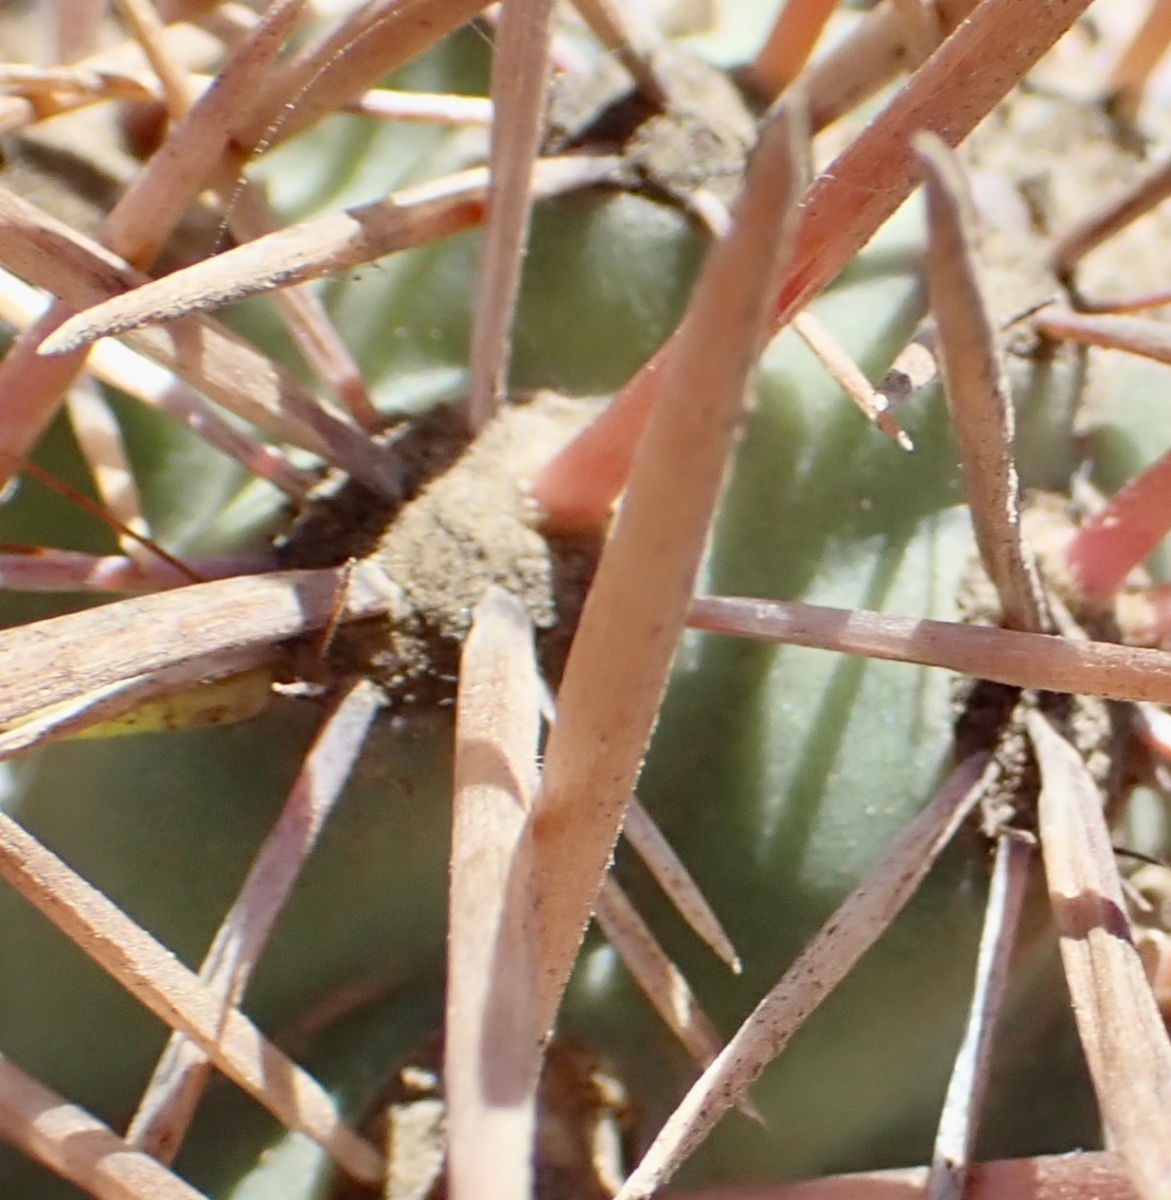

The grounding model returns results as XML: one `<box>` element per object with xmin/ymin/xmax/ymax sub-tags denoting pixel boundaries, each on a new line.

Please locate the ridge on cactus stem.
<box><xmin>529</xmin><ymin>0</ymin><xmax>1100</xmax><ymax>531</ymax></box>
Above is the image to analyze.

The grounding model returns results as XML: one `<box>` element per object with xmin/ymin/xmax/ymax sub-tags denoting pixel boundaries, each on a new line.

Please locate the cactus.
<box><xmin>0</xmin><ymin>2</ymin><xmax>1170</xmax><ymax>1199</ymax></box>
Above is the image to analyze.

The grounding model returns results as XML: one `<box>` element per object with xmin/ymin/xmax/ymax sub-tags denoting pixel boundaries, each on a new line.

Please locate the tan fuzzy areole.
<box><xmin>953</xmin><ymin>492</ymin><xmax>1142</xmax><ymax>839</ymax></box>
<box><xmin>280</xmin><ymin>391</ymin><xmax>603</xmax><ymax>707</ymax></box>
<box><xmin>546</xmin><ymin>41</ymin><xmax>754</xmax><ymax>212</ymax></box>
